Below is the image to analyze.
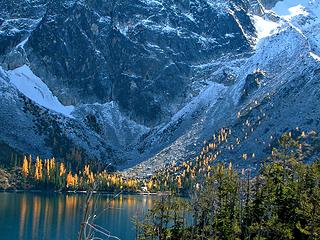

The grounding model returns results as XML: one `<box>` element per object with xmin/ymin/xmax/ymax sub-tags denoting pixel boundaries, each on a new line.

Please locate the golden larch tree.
<box><xmin>22</xmin><ymin>156</ymin><xmax>29</xmax><ymax>176</ymax></box>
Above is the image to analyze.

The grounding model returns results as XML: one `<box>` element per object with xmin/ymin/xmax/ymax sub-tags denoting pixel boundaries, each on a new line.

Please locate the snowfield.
<box><xmin>252</xmin><ymin>15</ymin><xmax>280</xmax><ymax>42</ymax></box>
<box><xmin>7</xmin><ymin>65</ymin><xmax>74</xmax><ymax>118</ymax></box>
<box><xmin>272</xmin><ymin>0</ymin><xmax>320</xmax><ymax>19</ymax></box>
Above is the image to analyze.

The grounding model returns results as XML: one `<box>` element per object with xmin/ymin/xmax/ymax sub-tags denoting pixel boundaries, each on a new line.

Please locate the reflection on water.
<box><xmin>0</xmin><ymin>192</ymin><xmax>154</xmax><ymax>240</ymax></box>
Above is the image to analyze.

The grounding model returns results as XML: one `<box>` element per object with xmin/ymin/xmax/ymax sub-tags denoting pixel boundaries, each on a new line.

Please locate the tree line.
<box><xmin>20</xmin><ymin>156</ymin><xmax>139</xmax><ymax>192</ymax></box>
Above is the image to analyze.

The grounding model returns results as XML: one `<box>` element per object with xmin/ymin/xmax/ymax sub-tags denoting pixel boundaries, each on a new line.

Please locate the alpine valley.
<box><xmin>0</xmin><ymin>0</ymin><xmax>320</xmax><ymax>176</ymax></box>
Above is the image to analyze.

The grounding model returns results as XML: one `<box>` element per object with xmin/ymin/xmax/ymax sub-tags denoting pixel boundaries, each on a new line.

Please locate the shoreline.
<box><xmin>0</xmin><ymin>189</ymin><xmax>170</xmax><ymax>196</ymax></box>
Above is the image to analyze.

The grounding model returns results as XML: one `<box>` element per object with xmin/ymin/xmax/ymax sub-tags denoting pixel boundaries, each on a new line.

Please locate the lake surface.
<box><xmin>0</xmin><ymin>192</ymin><xmax>154</xmax><ymax>240</ymax></box>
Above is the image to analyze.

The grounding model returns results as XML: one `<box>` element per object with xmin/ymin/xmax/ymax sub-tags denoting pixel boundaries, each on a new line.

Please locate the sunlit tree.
<box><xmin>22</xmin><ymin>156</ymin><xmax>29</xmax><ymax>176</ymax></box>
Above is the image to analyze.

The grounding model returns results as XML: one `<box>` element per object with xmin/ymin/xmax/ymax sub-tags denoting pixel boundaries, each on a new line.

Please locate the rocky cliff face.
<box><xmin>24</xmin><ymin>0</ymin><xmax>256</xmax><ymax>125</ymax></box>
<box><xmin>0</xmin><ymin>0</ymin><xmax>319</xmax><ymax>173</ymax></box>
<box><xmin>124</xmin><ymin>0</ymin><xmax>320</xmax><ymax>175</ymax></box>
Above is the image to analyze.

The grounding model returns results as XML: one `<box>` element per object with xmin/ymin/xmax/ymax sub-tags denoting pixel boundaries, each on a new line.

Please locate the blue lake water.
<box><xmin>0</xmin><ymin>192</ymin><xmax>154</xmax><ymax>240</ymax></box>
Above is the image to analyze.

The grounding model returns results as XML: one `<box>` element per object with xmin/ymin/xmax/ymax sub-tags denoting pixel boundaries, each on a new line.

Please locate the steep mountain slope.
<box><xmin>125</xmin><ymin>0</ymin><xmax>320</xmax><ymax>176</ymax></box>
<box><xmin>0</xmin><ymin>0</ymin><xmax>257</xmax><ymax>165</ymax></box>
<box><xmin>0</xmin><ymin>0</ymin><xmax>319</xmax><ymax>173</ymax></box>
<box><xmin>25</xmin><ymin>0</ymin><xmax>256</xmax><ymax>125</ymax></box>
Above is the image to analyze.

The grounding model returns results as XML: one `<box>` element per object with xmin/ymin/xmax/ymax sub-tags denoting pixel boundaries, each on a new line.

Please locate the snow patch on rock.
<box><xmin>7</xmin><ymin>65</ymin><xmax>74</xmax><ymax>118</ymax></box>
<box><xmin>252</xmin><ymin>15</ymin><xmax>280</xmax><ymax>40</ymax></box>
<box><xmin>174</xmin><ymin>82</ymin><xmax>226</xmax><ymax>120</ymax></box>
<box><xmin>310</xmin><ymin>51</ymin><xmax>320</xmax><ymax>61</ymax></box>
<box><xmin>272</xmin><ymin>0</ymin><xmax>319</xmax><ymax>19</ymax></box>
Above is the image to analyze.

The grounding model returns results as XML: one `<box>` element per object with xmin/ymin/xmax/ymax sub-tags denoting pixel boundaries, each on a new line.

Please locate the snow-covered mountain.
<box><xmin>124</xmin><ymin>0</ymin><xmax>320</xmax><ymax>175</ymax></box>
<box><xmin>0</xmin><ymin>0</ymin><xmax>319</xmax><ymax>174</ymax></box>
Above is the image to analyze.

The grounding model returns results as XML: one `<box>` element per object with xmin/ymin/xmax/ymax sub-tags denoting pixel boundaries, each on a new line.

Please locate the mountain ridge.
<box><xmin>0</xmin><ymin>0</ymin><xmax>319</xmax><ymax>175</ymax></box>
